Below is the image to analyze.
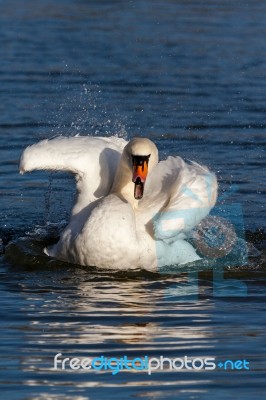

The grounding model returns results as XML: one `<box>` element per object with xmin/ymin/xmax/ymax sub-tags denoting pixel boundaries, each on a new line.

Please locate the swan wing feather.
<box><xmin>142</xmin><ymin>156</ymin><xmax>218</xmax><ymax>240</ymax></box>
<box><xmin>19</xmin><ymin>135</ymin><xmax>127</xmax><ymax>214</ymax></box>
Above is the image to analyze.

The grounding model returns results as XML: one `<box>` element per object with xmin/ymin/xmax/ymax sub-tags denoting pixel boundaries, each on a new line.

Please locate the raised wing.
<box><xmin>19</xmin><ymin>135</ymin><xmax>127</xmax><ymax>214</ymax></box>
<box><xmin>140</xmin><ymin>156</ymin><xmax>218</xmax><ymax>240</ymax></box>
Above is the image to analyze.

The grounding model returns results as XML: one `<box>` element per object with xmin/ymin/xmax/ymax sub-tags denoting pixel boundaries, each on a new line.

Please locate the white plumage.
<box><xmin>20</xmin><ymin>135</ymin><xmax>217</xmax><ymax>271</ymax></box>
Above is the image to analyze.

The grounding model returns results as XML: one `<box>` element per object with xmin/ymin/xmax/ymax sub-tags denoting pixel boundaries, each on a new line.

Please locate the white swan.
<box><xmin>20</xmin><ymin>136</ymin><xmax>218</xmax><ymax>271</ymax></box>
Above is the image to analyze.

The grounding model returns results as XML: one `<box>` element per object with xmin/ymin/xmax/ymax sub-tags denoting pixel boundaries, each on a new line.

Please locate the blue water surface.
<box><xmin>0</xmin><ymin>1</ymin><xmax>265</xmax><ymax>399</ymax></box>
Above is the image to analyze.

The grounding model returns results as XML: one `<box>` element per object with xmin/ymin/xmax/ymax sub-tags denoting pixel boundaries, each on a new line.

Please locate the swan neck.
<box><xmin>110</xmin><ymin>155</ymin><xmax>136</xmax><ymax>205</ymax></box>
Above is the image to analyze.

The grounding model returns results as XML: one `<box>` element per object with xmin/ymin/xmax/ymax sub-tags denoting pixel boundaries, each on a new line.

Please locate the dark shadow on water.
<box><xmin>3</xmin><ymin>231</ymin><xmax>266</xmax><ymax>284</ymax></box>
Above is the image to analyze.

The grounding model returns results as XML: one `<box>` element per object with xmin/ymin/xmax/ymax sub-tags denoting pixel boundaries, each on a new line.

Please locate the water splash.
<box><xmin>39</xmin><ymin>82</ymin><xmax>128</xmax><ymax>139</ymax></box>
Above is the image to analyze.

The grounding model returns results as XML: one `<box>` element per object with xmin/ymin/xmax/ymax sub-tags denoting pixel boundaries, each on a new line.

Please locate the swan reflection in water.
<box><xmin>11</xmin><ymin>256</ymin><xmax>214</xmax><ymax>348</ymax></box>
<box><xmin>5</xmin><ymin>242</ymin><xmax>233</xmax><ymax>397</ymax></box>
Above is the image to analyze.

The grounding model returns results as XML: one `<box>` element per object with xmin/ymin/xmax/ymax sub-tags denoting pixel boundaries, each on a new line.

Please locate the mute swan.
<box><xmin>20</xmin><ymin>136</ymin><xmax>218</xmax><ymax>271</ymax></box>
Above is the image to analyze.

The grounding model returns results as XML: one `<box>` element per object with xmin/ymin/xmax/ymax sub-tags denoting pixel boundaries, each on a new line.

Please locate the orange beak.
<box><xmin>132</xmin><ymin>161</ymin><xmax>148</xmax><ymax>183</ymax></box>
<box><xmin>132</xmin><ymin>155</ymin><xmax>150</xmax><ymax>199</ymax></box>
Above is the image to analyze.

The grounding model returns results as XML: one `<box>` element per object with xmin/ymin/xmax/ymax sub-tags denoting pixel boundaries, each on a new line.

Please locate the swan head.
<box><xmin>123</xmin><ymin>137</ymin><xmax>159</xmax><ymax>200</ymax></box>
